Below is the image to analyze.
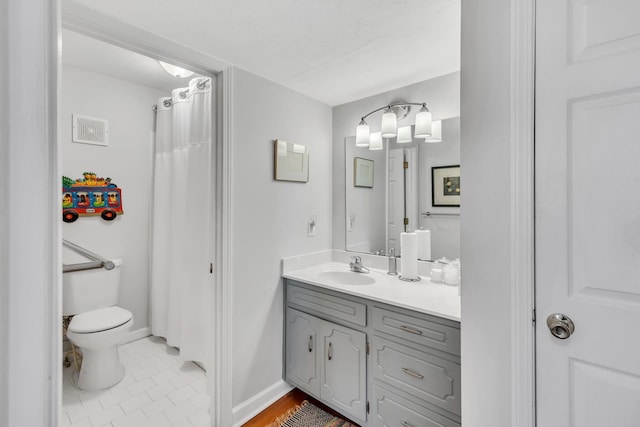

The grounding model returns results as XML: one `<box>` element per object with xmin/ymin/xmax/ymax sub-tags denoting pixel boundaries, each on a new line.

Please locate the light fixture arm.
<box><xmin>359</xmin><ymin>102</ymin><xmax>429</xmax><ymax>121</ymax></box>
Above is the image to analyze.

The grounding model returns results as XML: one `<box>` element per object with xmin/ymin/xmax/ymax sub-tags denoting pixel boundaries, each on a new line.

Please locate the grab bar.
<box><xmin>62</xmin><ymin>239</ymin><xmax>114</xmax><ymax>273</ymax></box>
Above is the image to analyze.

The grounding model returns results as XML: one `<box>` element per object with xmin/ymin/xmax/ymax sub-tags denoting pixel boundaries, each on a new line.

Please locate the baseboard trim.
<box><xmin>231</xmin><ymin>380</ymin><xmax>293</xmax><ymax>427</ymax></box>
<box><xmin>120</xmin><ymin>326</ymin><xmax>151</xmax><ymax>345</ymax></box>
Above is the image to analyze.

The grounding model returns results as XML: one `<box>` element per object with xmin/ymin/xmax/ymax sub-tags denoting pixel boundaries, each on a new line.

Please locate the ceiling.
<box><xmin>63</xmin><ymin>0</ymin><xmax>461</xmax><ymax>106</ymax></box>
<box><xmin>62</xmin><ymin>29</ymin><xmax>202</xmax><ymax>93</ymax></box>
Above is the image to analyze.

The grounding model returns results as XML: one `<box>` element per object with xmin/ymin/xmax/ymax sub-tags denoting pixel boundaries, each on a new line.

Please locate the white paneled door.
<box><xmin>535</xmin><ymin>0</ymin><xmax>640</xmax><ymax>426</ymax></box>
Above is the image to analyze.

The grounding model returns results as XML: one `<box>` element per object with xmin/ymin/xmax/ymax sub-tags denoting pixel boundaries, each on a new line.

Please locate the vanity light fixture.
<box><xmin>424</xmin><ymin>120</ymin><xmax>442</xmax><ymax>143</ymax></box>
<box><xmin>158</xmin><ymin>61</ymin><xmax>195</xmax><ymax>78</ymax></box>
<box><xmin>369</xmin><ymin>132</ymin><xmax>383</xmax><ymax>151</ymax></box>
<box><xmin>397</xmin><ymin>126</ymin><xmax>413</xmax><ymax>143</ymax></box>
<box><xmin>381</xmin><ymin>108</ymin><xmax>398</xmax><ymax>138</ymax></box>
<box><xmin>355</xmin><ymin>102</ymin><xmax>438</xmax><ymax>148</ymax></box>
<box><xmin>355</xmin><ymin>119</ymin><xmax>370</xmax><ymax>147</ymax></box>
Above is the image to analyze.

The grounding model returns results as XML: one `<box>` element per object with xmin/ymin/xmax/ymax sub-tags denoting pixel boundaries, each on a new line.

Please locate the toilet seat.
<box><xmin>68</xmin><ymin>306</ymin><xmax>133</xmax><ymax>334</ymax></box>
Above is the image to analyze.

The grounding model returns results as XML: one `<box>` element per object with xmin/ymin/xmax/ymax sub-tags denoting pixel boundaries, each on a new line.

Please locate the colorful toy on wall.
<box><xmin>62</xmin><ymin>172</ymin><xmax>123</xmax><ymax>223</ymax></box>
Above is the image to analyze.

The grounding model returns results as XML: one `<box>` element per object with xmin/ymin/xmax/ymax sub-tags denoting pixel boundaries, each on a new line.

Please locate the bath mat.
<box><xmin>272</xmin><ymin>401</ymin><xmax>359</xmax><ymax>427</ymax></box>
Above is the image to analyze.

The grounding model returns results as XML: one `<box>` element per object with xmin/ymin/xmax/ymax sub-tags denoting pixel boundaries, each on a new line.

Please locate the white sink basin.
<box><xmin>315</xmin><ymin>270</ymin><xmax>375</xmax><ymax>285</ymax></box>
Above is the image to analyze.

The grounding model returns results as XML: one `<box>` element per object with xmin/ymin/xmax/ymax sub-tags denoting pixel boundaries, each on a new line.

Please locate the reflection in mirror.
<box><xmin>345</xmin><ymin>117</ymin><xmax>460</xmax><ymax>260</ymax></box>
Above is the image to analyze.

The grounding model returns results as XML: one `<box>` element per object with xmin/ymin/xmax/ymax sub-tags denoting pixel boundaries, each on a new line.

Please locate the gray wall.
<box><xmin>230</xmin><ymin>68</ymin><xmax>333</xmax><ymax>407</ymax></box>
<box><xmin>460</xmin><ymin>0</ymin><xmax>514</xmax><ymax>425</ymax></box>
<box><xmin>0</xmin><ymin>2</ymin><xmax>9</xmax><ymax>424</ymax></box>
<box><xmin>332</xmin><ymin>73</ymin><xmax>461</xmax><ymax>250</ymax></box>
<box><xmin>61</xmin><ymin>65</ymin><xmax>165</xmax><ymax>332</ymax></box>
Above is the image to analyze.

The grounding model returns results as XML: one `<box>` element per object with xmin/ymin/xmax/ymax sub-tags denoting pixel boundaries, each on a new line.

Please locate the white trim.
<box><xmin>60</xmin><ymin>10</ymin><xmax>234</xmax><ymax>427</ymax></box>
<box><xmin>61</xmin><ymin>3</ymin><xmax>228</xmax><ymax>74</ymax></box>
<box><xmin>0</xmin><ymin>1</ymin><xmax>8</xmax><ymax>421</ymax></box>
<box><xmin>510</xmin><ymin>0</ymin><xmax>536</xmax><ymax>426</ymax></box>
<box><xmin>213</xmin><ymin>64</ymin><xmax>234</xmax><ymax>427</ymax></box>
<box><xmin>3</xmin><ymin>0</ymin><xmax>60</xmax><ymax>425</ymax></box>
<box><xmin>231</xmin><ymin>380</ymin><xmax>293</xmax><ymax>427</ymax></box>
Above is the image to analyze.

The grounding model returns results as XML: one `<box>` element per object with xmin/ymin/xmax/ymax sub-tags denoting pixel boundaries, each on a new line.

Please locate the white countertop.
<box><xmin>283</xmin><ymin>261</ymin><xmax>461</xmax><ymax>322</ymax></box>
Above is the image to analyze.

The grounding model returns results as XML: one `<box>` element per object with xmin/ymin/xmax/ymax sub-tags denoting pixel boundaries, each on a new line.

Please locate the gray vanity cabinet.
<box><xmin>285</xmin><ymin>308</ymin><xmax>321</xmax><ymax>395</ymax></box>
<box><xmin>321</xmin><ymin>321</ymin><xmax>367</xmax><ymax>421</ymax></box>
<box><xmin>286</xmin><ymin>306</ymin><xmax>367</xmax><ymax>423</ymax></box>
<box><xmin>284</xmin><ymin>279</ymin><xmax>461</xmax><ymax>427</ymax></box>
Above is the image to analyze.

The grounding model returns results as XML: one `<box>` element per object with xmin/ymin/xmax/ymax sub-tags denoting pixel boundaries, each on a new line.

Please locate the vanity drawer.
<box><xmin>372</xmin><ymin>336</ymin><xmax>461</xmax><ymax>417</ymax></box>
<box><xmin>287</xmin><ymin>283</ymin><xmax>367</xmax><ymax>327</ymax></box>
<box><xmin>371</xmin><ymin>384</ymin><xmax>459</xmax><ymax>427</ymax></box>
<box><xmin>373</xmin><ymin>306</ymin><xmax>460</xmax><ymax>356</ymax></box>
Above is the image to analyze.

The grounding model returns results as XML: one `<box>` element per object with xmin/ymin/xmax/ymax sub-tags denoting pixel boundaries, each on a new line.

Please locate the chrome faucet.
<box><xmin>350</xmin><ymin>256</ymin><xmax>370</xmax><ymax>273</ymax></box>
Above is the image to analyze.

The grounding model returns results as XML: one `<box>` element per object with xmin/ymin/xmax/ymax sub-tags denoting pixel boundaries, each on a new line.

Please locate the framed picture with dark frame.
<box><xmin>431</xmin><ymin>164</ymin><xmax>460</xmax><ymax>207</ymax></box>
<box><xmin>354</xmin><ymin>157</ymin><xmax>374</xmax><ymax>188</ymax></box>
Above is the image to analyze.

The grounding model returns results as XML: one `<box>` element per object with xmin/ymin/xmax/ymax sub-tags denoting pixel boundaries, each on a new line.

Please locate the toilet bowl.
<box><xmin>67</xmin><ymin>306</ymin><xmax>134</xmax><ymax>391</ymax></box>
<box><xmin>62</xmin><ymin>254</ymin><xmax>134</xmax><ymax>391</ymax></box>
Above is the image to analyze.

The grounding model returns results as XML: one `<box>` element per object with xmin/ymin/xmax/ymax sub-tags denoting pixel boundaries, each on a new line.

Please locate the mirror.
<box><xmin>345</xmin><ymin>116</ymin><xmax>460</xmax><ymax>260</ymax></box>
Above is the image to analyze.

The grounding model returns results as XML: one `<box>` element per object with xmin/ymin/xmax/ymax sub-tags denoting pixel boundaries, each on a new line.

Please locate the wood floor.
<box><xmin>242</xmin><ymin>388</ymin><xmax>358</xmax><ymax>426</ymax></box>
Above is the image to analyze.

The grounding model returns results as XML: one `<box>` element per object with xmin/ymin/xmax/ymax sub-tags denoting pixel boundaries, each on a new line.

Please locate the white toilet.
<box><xmin>63</xmin><ymin>258</ymin><xmax>134</xmax><ymax>391</ymax></box>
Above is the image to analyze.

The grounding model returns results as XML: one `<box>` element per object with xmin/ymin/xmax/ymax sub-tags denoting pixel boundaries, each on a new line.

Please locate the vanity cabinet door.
<box><xmin>286</xmin><ymin>308</ymin><xmax>321</xmax><ymax>395</ymax></box>
<box><xmin>321</xmin><ymin>322</ymin><xmax>367</xmax><ymax>423</ymax></box>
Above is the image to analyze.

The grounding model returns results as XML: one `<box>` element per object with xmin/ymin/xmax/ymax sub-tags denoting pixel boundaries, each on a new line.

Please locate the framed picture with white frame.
<box><xmin>274</xmin><ymin>139</ymin><xmax>309</xmax><ymax>182</ymax></box>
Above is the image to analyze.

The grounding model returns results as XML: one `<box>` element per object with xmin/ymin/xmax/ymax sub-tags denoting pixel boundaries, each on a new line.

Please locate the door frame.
<box><xmin>509</xmin><ymin>0</ymin><xmax>536</xmax><ymax>425</ymax></box>
<box><xmin>61</xmin><ymin>3</ymin><xmax>235</xmax><ymax>426</ymax></box>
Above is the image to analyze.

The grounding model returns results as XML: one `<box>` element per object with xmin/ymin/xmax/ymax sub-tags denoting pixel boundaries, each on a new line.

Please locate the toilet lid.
<box><xmin>68</xmin><ymin>306</ymin><xmax>133</xmax><ymax>334</ymax></box>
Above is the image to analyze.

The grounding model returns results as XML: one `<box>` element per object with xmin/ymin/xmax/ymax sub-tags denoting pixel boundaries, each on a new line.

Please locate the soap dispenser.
<box><xmin>387</xmin><ymin>248</ymin><xmax>398</xmax><ymax>275</ymax></box>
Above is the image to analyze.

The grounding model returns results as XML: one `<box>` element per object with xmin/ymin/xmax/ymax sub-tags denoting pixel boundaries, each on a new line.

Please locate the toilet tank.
<box><xmin>63</xmin><ymin>258</ymin><xmax>123</xmax><ymax>316</ymax></box>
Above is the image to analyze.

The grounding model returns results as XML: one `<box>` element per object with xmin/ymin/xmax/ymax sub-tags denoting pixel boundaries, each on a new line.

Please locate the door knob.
<box><xmin>546</xmin><ymin>313</ymin><xmax>575</xmax><ymax>339</ymax></box>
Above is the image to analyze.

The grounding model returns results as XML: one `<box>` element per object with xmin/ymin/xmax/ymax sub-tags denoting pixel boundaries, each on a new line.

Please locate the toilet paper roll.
<box><xmin>400</xmin><ymin>232</ymin><xmax>419</xmax><ymax>280</ymax></box>
<box><xmin>416</xmin><ymin>229</ymin><xmax>431</xmax><ymax>261</ymax></box>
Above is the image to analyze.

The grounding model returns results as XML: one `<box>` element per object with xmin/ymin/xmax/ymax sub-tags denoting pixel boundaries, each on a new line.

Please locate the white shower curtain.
<box><xmin>151</xmin><ymin>76</ymin><xmax>213</xmax><ymax>366</ymax></box>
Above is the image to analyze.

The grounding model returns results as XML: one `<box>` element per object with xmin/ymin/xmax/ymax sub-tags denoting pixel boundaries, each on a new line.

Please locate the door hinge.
<box><xmin>210</xmin><ymin>263</ymin><xmax>213</xmax><ymax>274</ymax></box>
<box><xmin>403</xmin><ymin>218</ymin><xmax>409</xmax><ymax>226</ymax></box>
<box><xmin>366</xmin><ymin>342</ymin><xmax>370</xmax><ymax>355</ymax></box>
<box><xmin>532</xmin><ymin>308</ymin><xmax>536</xmax><ymax>323</ymax></box>
<box><xmin>366</xmin><ymin>401</ymin><xmax>370</xmax><ymax>414</ymax></box>
<box><xmin>403</xmin><ymin>161</ymin><xmax>409</xmax><ymax>169</ymax></box>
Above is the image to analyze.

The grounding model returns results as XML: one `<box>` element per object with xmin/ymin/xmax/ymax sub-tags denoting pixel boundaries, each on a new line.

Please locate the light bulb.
<box><xmin>397</xmin><ymin>126</ymin><xmax>412</xmax><ymax>143</ymax></box>
<box><xmin>355</xmin><ymin>119</ymin><xmax>370</xmax><ymax>147</ymax></box>
<box><xmin>369</xmin><ymin>132</ymin><xmax>383</xmax><ymax>150</ymax></box>
<box><xmin>424</xmin><ymin>120</ymin><xmax>442</xmax><ymax>143</ymax></box>
<box><xmin>414</xmin><ymin>105</ymin><xmax>432</xmax><ymax>138</ymax></box>
<box><xmin>159</xmin><ymin>61</ymin><xmax>195</xmax><ymax>78</ymax></box>
<box><xmin>381</xmin><ymin>108</ymin><xmax>397</xmax><ymax>138</ymax></box>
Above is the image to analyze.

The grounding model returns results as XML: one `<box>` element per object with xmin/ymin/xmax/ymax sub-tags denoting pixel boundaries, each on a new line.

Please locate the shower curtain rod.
<box><xmin>152</xmin><ymin>78</ymin><xmax>210</xmax><ymax>112</ymax></box>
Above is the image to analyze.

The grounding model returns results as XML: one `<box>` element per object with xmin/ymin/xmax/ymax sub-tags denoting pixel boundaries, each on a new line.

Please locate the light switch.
<box><xmin>308</xmin><ymin>216</ymin><xmax>317</xmax><ymax>237</ymax></box>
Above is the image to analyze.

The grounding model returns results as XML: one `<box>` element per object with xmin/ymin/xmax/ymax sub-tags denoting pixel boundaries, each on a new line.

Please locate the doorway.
<box><xmin>55</xmin><ymin>20</ymin><xmax>231</xmax><ymax>424</ymax></box>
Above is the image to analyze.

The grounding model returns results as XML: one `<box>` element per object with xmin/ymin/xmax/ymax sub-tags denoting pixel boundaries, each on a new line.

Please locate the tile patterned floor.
<box><xmin>61</xmin><ymin>336</ymin><xmax>211</xmax><ymax>427</ymax></box>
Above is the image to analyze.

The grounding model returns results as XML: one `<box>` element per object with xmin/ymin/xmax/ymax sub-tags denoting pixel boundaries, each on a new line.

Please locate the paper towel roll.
<box><xmin>416</xmin><ymin>229</ymin><xmax>431</xmax><ymax>261</ymax></box>
<box><xmin>400</xmin><ymin>232</ymin><xmax>419</xmax><ymax>280</ymax></box>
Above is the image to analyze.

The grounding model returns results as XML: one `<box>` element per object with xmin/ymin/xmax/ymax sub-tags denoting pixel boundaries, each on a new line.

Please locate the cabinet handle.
<box><xmin>308</xmin><ymin>335</ymin><xmax>313</xmax><ymax>352</ymax></box>
<box><xmin>402</xmin><ymin>422</ymin><xmax>412</xmax><ymax>427</ymax></box>
<box><xmin>402</xmin><ymin>367</ymin><xmax>424</xmax><ymax>379</ymax></box>
<box><xmin>328</xmin><ymin>342</ymin><xmax>333</xmax><ymax>361</ymax></box>
<box><xmin>400</xmin><ymin>325</ymin><xmax>423</xmax><ymax>335</ymax></box>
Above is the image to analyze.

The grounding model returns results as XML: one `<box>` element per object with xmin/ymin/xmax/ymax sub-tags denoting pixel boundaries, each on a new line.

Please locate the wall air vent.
<box><xmin>72</xmin><ymin>114</ymin><xmax>109</xmax><ymax>146</ymax></box>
